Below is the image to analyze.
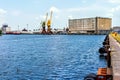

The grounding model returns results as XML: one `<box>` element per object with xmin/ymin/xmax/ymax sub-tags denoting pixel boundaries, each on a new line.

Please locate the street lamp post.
<box><xmin>27</xmin><ymin>24</ymin><xmax>28</xmax><ymax>32</ymax></box>
<box><xmin>18</xmin><ymin>25</ymin><xmax>19</xmax><ymax>32</ymax></box>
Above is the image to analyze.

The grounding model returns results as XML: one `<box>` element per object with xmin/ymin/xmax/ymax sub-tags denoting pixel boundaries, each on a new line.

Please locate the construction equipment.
<box><xmin>47</xmin><ymin>11</ymin><xmax>53</xmax><ymax>34</ymax></box>
<box><xmin>41</xmin><ymin>13</ymin><xmax>48</xmax><ymax>34</ymax></box>
<box><xmin>84</xmin><ymin>68</ymin><xmax>112</xmax><ymax>80</ymax></box>
<box><xmin>97</xmin><ymin>68</ymin><xmax>112</xmax><ymax>80</ymax></box>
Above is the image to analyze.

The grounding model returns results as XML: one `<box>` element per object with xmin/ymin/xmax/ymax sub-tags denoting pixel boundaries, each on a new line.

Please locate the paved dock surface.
<box><xmin>109</xmin><ymin>35</ymin><xmax>120</xmax><ymax>80</ymax></box>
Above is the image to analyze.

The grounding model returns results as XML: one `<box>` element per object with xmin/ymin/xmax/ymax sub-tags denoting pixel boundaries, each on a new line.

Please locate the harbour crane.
<box><xmin>47</xmin><ymin>11</ymin><xmax>53</xmax><ymax>34</ymax></box>
<box><xmin>41</xmin><ymin>13</ymin><xmax>48</xmax><ymax>34</ymax></box>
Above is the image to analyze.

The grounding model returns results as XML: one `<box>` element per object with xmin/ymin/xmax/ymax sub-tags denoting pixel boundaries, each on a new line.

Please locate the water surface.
<box><xmin>0</xmin><ymin>35</ymin><xmax>106</xmax><ymax>80</ymax></box>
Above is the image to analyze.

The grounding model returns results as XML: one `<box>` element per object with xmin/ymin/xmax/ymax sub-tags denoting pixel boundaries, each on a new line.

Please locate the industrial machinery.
<box><xmin>97</xmin><ymin>68</ymin><xmax>112</xmax><ymax>80</ymax></box>
<box><xmin>84</xmin><ymin>68</ymin><xmax>112</xmax><ymax>80</ymax></box>
<box><xmin>47</xmin><ymin>11</ymin><xmax>53</xmax><ymax>34</ymax></box>
<box><xmin>41</xmin><ymin>13</ymin><xmax>48</xmax><ymax>34</ymax></box>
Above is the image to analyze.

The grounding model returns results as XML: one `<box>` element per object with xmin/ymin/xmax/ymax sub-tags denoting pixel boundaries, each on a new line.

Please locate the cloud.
<box><xmin>106</xmin><ymin>13</ymin><xmax>114</xmax><ymax>17</ymax></box>
<box><xmin>68</xmin><ymin>8</ymin><xmax>82</xmax><ymax>12</ymax></box>
<box><xmin>35</xmin><ymin>14</ymin><xmax>47</xmax><ymax>22</ymax></box>
<box><xmin>107</xmin><ymin>5</ymin><xmax>120</xmax><ymax>17</ymax></box>
<box><xmin>68</xmin><ymin>4</ymin><xmax>108</xmax><ymax>13</ymax></box>
<box><xmin>68</xmin><ymin>15</ymin><xmax>73</xmax><ymax>19</ymax></box>
<box><xmin>105</xmin><ymin>5</ymin><xmax>120</xmax><ymax>26</ymax></box>
<box><xmin>0</xmin><ymin>9</ymin><xmax>7</xmax><ymax>26</ymax></box>
<box><xmin>109</xmin><ymin>6</ymin><xmax>120</xmax><ymax>13</ymax></box>
<box><xmin>108</xmin><ymin>0</ymin><xmax>120</xmax><ymax>3</ymax></box>
<box><xmin>35</xmin><ymin>6</ymin><xmax>61</xmax><ymax>22</ymax></box>
<box><xmin>49</xmin><ymin>6</ymin><xmax>60</xmax><ymax>13</ymax></box>
<box><xmin>34</xmin><ymin>4</ymin><xmax>120</xmax><ymax>29</ymax></box>
<box><xmin>115</xmin><ymin>5</ymin><xmax>120</xmax><ymax>11</ymax></box>
<box><xmin>11</xmin><ymin>10</ymin><xmax>22</xmax><ymax>16</ymax></box>
<box><xmin>0</xmin><ymin>8</ymin><xmax>7</xmax><ymax>15</ymax></box>
<box><xmin>55</xmin><ymin>15</ymin><xmax>59</xmax><ymax>19</ymax></box>
<box><xmin>82</xmin><ymin>0</ymin><xmax>87</xmax><ymax>3</ymax></box>
<box><xmin>67</xmin><ymin>5</ymin><xmax>109</xmax><ymax>18</ymax></box>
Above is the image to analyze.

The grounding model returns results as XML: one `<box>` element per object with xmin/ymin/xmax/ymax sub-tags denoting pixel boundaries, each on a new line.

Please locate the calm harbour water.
<box><xmin>0</xmin><ymin>35</ymin><xmax>107</xmax><ymax>80</ymax></box>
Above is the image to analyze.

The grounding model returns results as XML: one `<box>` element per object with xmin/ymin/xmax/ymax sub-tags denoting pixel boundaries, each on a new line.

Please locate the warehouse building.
<box><xmin>69</xmin><ymin>17</ymin><xmax>112</xmax><ymax>34</ymax></box>
<box><xmin>112</xmin><ymin>26</ymin><xmax>120</xmax><ymax>33</ymax></box>
<box><xmin>1</xmin><ymin>24</ymin><xmax>11</xmax><ymax>34</ymax></box>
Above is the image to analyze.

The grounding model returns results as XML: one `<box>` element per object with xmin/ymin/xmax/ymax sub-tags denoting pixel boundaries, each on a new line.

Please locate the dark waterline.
<box><xmin>0</xmin><ymin>35</ymin><xmax>107</xmax><ymax>80</ymax></box>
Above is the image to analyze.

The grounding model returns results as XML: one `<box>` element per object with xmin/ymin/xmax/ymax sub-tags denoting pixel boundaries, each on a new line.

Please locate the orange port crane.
<box><xmin>41</xmin><ymin>13</ymin><xmax>48</xmax><ymax>34</ymax></box>
<box><xmin>47</xmin><ymin>11</ymin><xmax>53</xmax><ymax>34</ymax></box>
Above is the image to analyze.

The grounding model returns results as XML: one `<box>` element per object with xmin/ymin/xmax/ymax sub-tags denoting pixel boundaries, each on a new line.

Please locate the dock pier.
<box><xmin>109</xmin><ymin>34</ymin><xmax>120</xmax><ymax>80</ymax></box>
<box><xmin>84</xmin><ymin>33</ymin><xmax>120</xmax><ymax>80</ymax></box>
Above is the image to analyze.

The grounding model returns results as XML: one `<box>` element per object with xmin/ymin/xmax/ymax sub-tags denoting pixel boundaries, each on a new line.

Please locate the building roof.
<box><xmin>69</xmin><ymin>17</ymin><xmax>112</xmax><ymax>20</ymax></box>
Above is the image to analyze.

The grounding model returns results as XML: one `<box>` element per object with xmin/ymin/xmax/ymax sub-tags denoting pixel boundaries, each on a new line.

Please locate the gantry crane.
<box><xmin>47</xmin><ymin>11</ymin><xmax>53</xmax><ymax>34</ymax></box>
<box><xmin>41</xmin><ymin>13</ymin><xmax>48</xmax><ymax>34</ymax></box>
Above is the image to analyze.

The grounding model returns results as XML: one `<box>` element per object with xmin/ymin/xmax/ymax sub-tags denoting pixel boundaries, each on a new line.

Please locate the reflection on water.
<box><xmin>0</xmin><ymin>35</ymin><xmax>106</xmax><ymax>80</ymax></box>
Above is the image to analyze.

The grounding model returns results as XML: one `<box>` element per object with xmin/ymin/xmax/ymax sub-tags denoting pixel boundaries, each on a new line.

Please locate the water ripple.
<box><xmin>0</xmin><ymin>35</ymin><xmax>106</xmax><ymax>80</ymax></box>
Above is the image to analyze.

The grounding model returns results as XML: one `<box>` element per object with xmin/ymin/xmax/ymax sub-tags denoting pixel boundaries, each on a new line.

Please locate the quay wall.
<box><xmin>109</xmin><ymin>35</ymin><xmax>120</xmax><ymax>80</ymax></box>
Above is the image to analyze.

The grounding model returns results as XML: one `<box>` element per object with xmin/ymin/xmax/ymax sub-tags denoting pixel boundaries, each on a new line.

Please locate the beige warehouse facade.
<box><xmin>69</xmin><ymin>17</ymin><xmax>112</xmax><ymax>34</ymax></box>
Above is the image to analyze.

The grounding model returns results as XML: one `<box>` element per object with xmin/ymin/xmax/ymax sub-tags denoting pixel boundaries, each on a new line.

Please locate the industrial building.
<box><xmin>112</xmin><ymin>26</ymin><xmax>120</xmax><ymax>33</ymax></box>
<box><xmin>1</xmin><ymin>24</ymin><xmax>11</xmax><ymax>34</ymax></box>
<box><xmin>69</xmin><ymin>17</ymin><xmax>112</xmax><ymax>34</ymax></box>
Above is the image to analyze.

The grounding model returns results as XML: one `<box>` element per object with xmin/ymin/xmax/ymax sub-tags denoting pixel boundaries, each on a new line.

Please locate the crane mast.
<box><xmin>41</xmin><ymin>13</ymin><xmax>48</xmax><ymax>34</ymax></box>
<box><xmin>47</xmin><ymin>11</ymin><xmax>53</xmax><ymax>34</ymax></box>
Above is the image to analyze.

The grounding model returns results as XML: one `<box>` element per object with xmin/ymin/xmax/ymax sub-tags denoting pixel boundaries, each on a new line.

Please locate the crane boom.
<box><xmin>50</xmin><ymin>11</ymin><xmax>53</xmax><ymax>23</ymax></box>
<box><xmin>41</xmin><ymin>13</ymin><xmax>48</xmax><ymax>34</ymax></box>
<box><xmin>45</xmin><ymin>13</ymin><xmax>48</xmax><ymax>26</ymax></box>
<box><xmin>47</xmin><ymin>11</ymin><xmax>53</xmax><ymax>34</ymax></box>
<box><xmin>47</xmin><ymin>11</ymin><xmax>53</xmax><ymax>27</ymax></box>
